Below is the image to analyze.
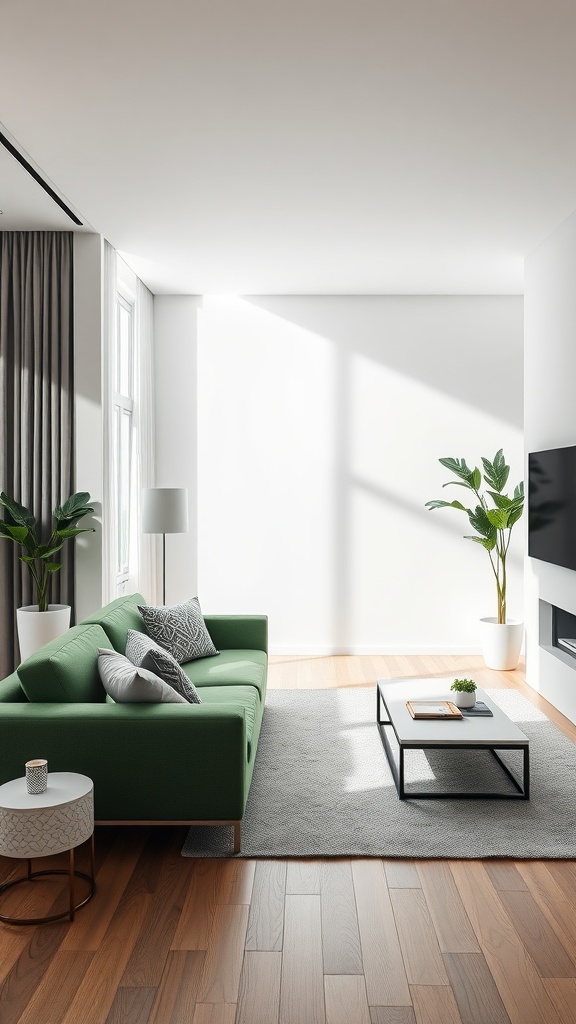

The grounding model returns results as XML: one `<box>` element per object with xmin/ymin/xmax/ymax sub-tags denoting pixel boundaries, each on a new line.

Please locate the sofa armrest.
<box><xmin>204</xmin><ymin>615</ymin><xmax>268</xmax><ymax>653</ymax></box>
<box><xmin>0</xmin><ymin>672</ymin><xmax>27</xmax><ymax>703</ymax></box>
<box><xmin>0</xmin><ymin>702</ymin><xmax>251</xmax><ymax>821</ymax></box>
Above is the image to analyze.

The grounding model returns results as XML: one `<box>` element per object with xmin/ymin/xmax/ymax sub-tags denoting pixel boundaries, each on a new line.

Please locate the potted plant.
<box><xmin>0</xmin><ymin>491</ymin><xmax>95</xmax><ymax>660</ymax></box>
<box><xmin>450</xmin><ymin>678</ymin><xmax>477</xmax><ymax>708</ymax></box>
<box><xmin>425</xmin><ymin>450</ymin><xmax>524</xmax><ymax>670</ymax></box>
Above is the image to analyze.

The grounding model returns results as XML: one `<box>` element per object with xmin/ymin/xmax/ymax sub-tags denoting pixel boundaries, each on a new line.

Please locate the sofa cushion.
<box><xmin>183</xmin><ymin>649</ymin><xmax>267</xmax><ymax>702</ymax></box>
<box><xmin>80</xmin><ymin>593</ymin><xmax>147</xmax><ymax>654</ymax></box>
<box><xmin>125</xmin><ymin>629</ymin><xmax>201</xmax><ymax>704</ymax></box>
<box><xmin>98</xmin><ymin>648</ymin><xmax>188</xmax><ymax>704</ymax></box>
<box><xmin>138</xmin><ymin>596</ymin><xmax>219</xmax><ymax>663</ymax></box>
<box><xmin>18</xmin><ymin>624</ymin><xmax>109</xmax><ymax>703</ymax></box>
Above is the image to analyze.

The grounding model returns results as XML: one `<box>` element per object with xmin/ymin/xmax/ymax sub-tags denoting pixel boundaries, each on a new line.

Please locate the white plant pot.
<box><xmin>479</xmin><ymin>617</ymin><xmax>524</xmax><ymax>671</ymax></box>
<box><xmin>17</xmin><ymin>604</ymin><xmax>71</xmax><ymax>662</ymax></box>
<box><xmin>452</xmin><ymin>689</ymin><xmax>476</xmax><ymax>708</ymax></box>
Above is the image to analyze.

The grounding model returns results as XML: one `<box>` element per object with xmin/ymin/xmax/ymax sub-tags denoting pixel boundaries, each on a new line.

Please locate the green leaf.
<box><xmin>467</xmin><ymin>505</ymin><xmax>497</xmax><ymax>540</ymax></box>
<box><xmin>54</xmin><ymin>492</ymin><xmax>94</xmax><ymax>525</ymax></box>
<box><xmin>482</xmin><ymin>450</ymin><xmax>510</xmax><ymax>492</ymax></box>
<box><xmin>38</xmin><ymin>543</ymin><xmax>66</xmax><ymax>559</ymax></box>
<box><xmin>0</xmin><ymin>492</ymin><xmax>37</xmax><ymax>535</ymax></box>
<box><xmin>442</xmin><ymin>480</ymin><xmax>474</xmax><ymax>491</ymax></box>
<box><xmin>438</xmin><ymin>457</ymin><xmax>473</xmax><ymax>480</ymax></box>
<box><xmin>44</xmin><ymin>562</ymin><xmax>61</xmax><ymax>573</ymax></box>
<box><xmin>464</xmin><ymin>534</ymin><xmax>497</xmax><ymax>551</ymax></box>
<box><xmin>425</xmin><ymin>499</ymin><xmax>468</xmax><ymax>512</ymax></box>
<box><xmin>20</xmin><ymin>555</ymin><xmax>37</xmax><ymax>566</ymax></box>
<box><xmin>426</xmin><ymin>500</ymin><xmax>453</xmax><ymax>510</ymax></box>
<box><xmin>514</xmin><ymin>481</ymin><xmax>524</xmax><ymax>500</ymax></box>
<box><xmin>437</xmin><ymin>457</ymin><xmax>482</xmax><ymax>492</ymax></box>
<box><xmin>487</xmin><ymin>491</ymin><xmax>513</xmax><ymax>509</ymax></box>
<box><xmin>0</xmin><ymin>523</ymin><xmax>29</xmax><ymax>543</ymax></box>
<box><xmin>507</xmin><ymin>505</ymin><xmax>524</xmax><ymax>528</ymax></box>
<box><xmin>486</xmin><ymin>508</ymin><xmax>511</xmax><ymax>530</ymax></box>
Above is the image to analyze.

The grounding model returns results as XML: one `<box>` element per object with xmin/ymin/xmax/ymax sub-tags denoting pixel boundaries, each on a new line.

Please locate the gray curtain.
<box><xmin>0</xmin><ymin>231</ymin><xmax>74</xmax><ymax>676</ymax></box>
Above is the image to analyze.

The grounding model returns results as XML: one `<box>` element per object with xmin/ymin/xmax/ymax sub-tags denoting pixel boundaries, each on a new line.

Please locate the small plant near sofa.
<box><xmin>0</xmin><ymin>491</ymin><xmax>94</xmax><ymax>611</ymax></box>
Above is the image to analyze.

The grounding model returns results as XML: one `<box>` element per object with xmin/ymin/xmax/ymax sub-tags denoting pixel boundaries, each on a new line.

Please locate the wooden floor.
<box><xmin>2</xmin><ymin>654</ymin><xmax>576</xmax><ymax>1023</ymax></box>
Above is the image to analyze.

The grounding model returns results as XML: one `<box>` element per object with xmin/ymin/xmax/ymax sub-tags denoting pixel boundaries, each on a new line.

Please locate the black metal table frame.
<box><xmin>377</xmin><ymin>685</ymin><xmax>530</xmax><ymax>800</ymax></box>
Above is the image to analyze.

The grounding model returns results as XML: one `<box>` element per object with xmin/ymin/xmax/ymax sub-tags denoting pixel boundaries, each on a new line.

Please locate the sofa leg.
<box><xmin>233</xmin><ymin>821</ymin><xmax>241</xmax><ymax>854</ymax></box>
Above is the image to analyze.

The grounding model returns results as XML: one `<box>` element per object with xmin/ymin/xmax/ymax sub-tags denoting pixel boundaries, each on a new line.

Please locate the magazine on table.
<box><xmin>460</xmin><ymin>701</ymin><xmax>493</xmax><ymax>717</ymax></box>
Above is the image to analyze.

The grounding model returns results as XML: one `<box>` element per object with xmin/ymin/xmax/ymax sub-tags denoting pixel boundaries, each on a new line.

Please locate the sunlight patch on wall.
<box><xmin>196</xmin><ymin>295</ymin><xmax>524</xmax><ymax>651</ymax></box>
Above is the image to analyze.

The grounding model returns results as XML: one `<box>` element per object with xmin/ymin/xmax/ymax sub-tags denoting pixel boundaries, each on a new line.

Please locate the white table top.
<box><xmin>378</xmin><ymin>678</ymin><xmax>529</xmax><ymax>747</ymax></box>
<box><xmin>0</xmin><ymin>772</ymin><xmax>93</xmax><ymax>811</ymax></box>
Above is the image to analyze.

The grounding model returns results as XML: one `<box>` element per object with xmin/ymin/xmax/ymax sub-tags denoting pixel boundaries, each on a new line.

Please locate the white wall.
<box><xmin>190</xmin><ymin>295</ymin><xmax>523</xmax><ymax>653</ymax></box>
<box><xmin>153</xmin><ymin>297</ymin><xmax>200</xmax><ymax>604</ymax></box>
<box><xmin>525</xmin><ymin>209</ymin><xmax>576</xmax><ymax>724</ymax></box>
<box><xmin>74</xmin><ymin>233</ymin><xmax>104</xmax><ymax>620</ymax></box>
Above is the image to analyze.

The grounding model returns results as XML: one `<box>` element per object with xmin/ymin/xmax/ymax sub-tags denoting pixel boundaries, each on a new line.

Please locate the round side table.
<box><xmin>0</xmin><ymin>772</ymin><xmax>95</xmax><ymax>925</ymax></box>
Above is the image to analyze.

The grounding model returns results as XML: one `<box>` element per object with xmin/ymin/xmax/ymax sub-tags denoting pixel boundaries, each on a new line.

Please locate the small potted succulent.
<box><xmin>450</xmin><ymin>678</ymin><xmax>477</xmax><ymax>709</ymax></box>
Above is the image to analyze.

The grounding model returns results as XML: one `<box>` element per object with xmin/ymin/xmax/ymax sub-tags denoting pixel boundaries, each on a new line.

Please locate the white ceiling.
<box><xmin>1</xmin><ymin>0</ymin><xmax>576</xmax><ymax>294</ymax></box>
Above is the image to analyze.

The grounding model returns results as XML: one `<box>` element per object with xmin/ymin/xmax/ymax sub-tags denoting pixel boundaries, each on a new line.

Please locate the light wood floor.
<box><xmin>2</xmin><ymin>655</ymin><xmax>576</xmax><ymax>1024</ymax></box>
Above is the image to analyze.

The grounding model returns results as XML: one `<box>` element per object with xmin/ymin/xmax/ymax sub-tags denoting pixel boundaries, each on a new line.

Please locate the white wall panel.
<box><xmin>193</xmin><ymin>295</ymin><xmax>523</xmax><ymax>653</ymax></box>
<box><xmin>524</xmin><ymin>209</ymin><xmax>576</xmax><ymax>723</ymax></box>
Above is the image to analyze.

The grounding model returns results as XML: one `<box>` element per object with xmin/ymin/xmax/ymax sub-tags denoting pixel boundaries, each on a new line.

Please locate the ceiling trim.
<box><xmin>0</xmin><ymin>129</ymin><xmax>82</xmax><ymax>227</ymax></box>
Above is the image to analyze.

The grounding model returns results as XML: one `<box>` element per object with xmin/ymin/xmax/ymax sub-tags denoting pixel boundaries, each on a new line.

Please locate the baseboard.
<box><xmin>269</xmin><ymin>645</ymin><xmax>484</xmax><ymax>656</ymax></box>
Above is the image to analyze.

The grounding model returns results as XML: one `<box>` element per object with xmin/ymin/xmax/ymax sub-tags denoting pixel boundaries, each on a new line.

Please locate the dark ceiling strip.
<box><xmin>0</xmin><ymin>129</ymin><xmax>83</xmax><ymax>226</ymax></box>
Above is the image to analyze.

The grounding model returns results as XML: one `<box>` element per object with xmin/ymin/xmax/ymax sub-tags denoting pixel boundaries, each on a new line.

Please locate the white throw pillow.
<box><xmin>97</xmin><ymin>648</ymin><xmax>188</xmax><ymax>703</ymax></box>
<box><xmin>137</xmin><ymin>596</ymin><xmax>218</xmax><ymax>664</ymax></box>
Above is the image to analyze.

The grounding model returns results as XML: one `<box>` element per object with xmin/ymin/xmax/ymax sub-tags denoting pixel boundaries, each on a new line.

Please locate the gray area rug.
<box><xmin>181</xmin><ymin>687</ymin><xmax>576</xmax><ymax>858</ymax></box>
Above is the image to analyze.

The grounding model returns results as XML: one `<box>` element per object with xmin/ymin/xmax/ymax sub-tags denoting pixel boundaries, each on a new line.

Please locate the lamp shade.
<box><xmin>142</xmin><ymin>488</ymin><xmax>188</xmax><ymax>534</ymax></box>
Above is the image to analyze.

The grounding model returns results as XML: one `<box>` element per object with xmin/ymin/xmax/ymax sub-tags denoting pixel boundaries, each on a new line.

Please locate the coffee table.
<box><xmin>377</xmin><ymin>678</ymin><xmax>530</xmax><ymax>800</ymax></box>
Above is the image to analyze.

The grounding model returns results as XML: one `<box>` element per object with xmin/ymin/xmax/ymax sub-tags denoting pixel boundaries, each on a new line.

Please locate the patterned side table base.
<box><xmin>0</xmin><ymin>833</ymin><xmax>95</xmax><ymax>924</ymax></box>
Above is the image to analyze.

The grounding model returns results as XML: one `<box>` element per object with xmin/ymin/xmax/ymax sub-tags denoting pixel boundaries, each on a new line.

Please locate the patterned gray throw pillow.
<box><xmin>137</xmin><ymin>596</ymin><xmax>218</xmax><ymax>664</ymax></box>
<box><xmin>97</xmin><ymin>648</ymin><xmax>187</xmax><ymax>704</ymax></box>
<box><xmin>125</xmin><ymin>630</ymin><xmax>201</xmax><ymax>704</ymax></box>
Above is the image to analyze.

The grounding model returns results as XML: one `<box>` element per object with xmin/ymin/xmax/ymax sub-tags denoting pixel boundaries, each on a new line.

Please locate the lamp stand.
<box><xmin>162</xmin><ymin>533</ymin><xmax>166</xmax><ymax>605</ymax></box>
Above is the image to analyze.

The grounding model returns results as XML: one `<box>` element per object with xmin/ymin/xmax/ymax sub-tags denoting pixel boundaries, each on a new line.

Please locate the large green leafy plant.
<box><xmin>425</xmin><ymin>450</ymin><xmax>524</xmax><ymax>624</ymax></box>
<box><xmin>0</xmin><ymin>492</ymin><xmax>94</xmax><ymax>611</ymax></box>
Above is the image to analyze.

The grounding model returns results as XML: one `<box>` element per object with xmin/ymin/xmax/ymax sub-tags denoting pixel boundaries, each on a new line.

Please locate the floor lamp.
<box><xmin>142</xmin><ymin>488</ymin><xmax>189</xmax><ymax>605</ymax></box>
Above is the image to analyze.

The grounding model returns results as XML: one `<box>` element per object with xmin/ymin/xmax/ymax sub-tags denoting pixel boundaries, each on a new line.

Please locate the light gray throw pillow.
<box><xmin>125</xmin><ymin>629</ymin><xmax>201</xmax><ymax>704</ymax></box>
<box><xmin>97</xmin><ymin>648</ymin><xmax>187</xmax><ymax>704</ymax></box>
<box><xmin>137</xmin><ymin>596</ymin><xmax>218</xmax><ymax>663</ymax></box>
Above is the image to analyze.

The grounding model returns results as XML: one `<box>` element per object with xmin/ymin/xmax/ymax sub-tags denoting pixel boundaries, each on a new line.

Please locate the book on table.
<box><xmin>406</xmin><ymin>700</ymin><xmax>462</xmax><ymax>720</ymax></box>
<box><xmin>460</xmin><ymin>701</ymin><xmax>493</xmax><ymax>717</ymax></box>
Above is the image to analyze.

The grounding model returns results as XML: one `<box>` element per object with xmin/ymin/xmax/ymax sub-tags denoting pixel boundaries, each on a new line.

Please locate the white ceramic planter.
<box><xmin>452</xmin><ymin>689</ymin><xmax>477</xmax><ymax>708</ymax></box>
<box><xmin>479</xmin><ymin>617</ymin><xmax>524</xmax><ymax>671</ymax></box>
<box><xmin>17</xmin><ymin>604</ymin><xmax>71</xmax><ymax>662</ymax></box>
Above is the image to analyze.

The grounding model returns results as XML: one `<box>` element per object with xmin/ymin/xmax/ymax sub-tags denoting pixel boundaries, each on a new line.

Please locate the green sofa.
<box><xmin>0</xmin><ymin>594</ymin><xmax>268</xmax><ymax>852</ymax></box>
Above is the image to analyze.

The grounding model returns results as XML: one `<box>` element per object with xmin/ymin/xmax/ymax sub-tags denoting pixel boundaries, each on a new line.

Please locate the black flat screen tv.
<box><xmin>528</xmin><ymin>445</ymin><xmax>576</xmax><ymax>571</ymax></box>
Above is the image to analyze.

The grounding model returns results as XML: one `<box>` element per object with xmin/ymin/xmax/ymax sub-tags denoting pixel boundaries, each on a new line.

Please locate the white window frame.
<box><xmin>113</xmin><ymin>289</ymin><xmax>135</xmax><ymax>588</ymax></box>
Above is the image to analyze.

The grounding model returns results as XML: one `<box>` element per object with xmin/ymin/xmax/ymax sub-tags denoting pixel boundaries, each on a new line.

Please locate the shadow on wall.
<box><xmin>246</xmin><ymin>295</ymin><xmax>523</xmax><ymax>428</ymax></box>
<box><xmin>197</xmin><ymin>294</ymin><xmax>524</xmax><ymax>650</ymax></box>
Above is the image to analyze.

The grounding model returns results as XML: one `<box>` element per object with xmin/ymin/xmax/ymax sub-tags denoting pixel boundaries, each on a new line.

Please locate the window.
<box><xmin>112</xmin><ymin>291</ymin><xmax>135</xmax><ymax>588</ymax></box>
<box><xmin>104</xmin><ymin>244</ymin><xmax>155</xmax><ymax>605</ymax></box>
